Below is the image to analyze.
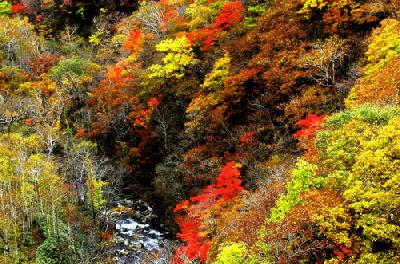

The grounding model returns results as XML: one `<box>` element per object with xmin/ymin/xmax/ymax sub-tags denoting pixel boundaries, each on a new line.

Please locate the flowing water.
<box><xmin>104</xmin><ymin>199</ymin><xmax>174</xmax><ymax>264</ymax></box>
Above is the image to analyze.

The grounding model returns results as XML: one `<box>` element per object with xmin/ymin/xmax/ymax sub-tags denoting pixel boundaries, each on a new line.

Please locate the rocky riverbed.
<box><xmin>104</xmin><ymin>199</ymin><xmax>175</xmax><ymax>264</ymax></box>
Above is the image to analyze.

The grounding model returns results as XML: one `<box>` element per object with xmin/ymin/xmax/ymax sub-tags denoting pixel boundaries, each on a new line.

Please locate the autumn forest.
<box><xmin>0</xmin><ymin>0</ymin><xmax>399</xmax><ymax>263</ymax></box>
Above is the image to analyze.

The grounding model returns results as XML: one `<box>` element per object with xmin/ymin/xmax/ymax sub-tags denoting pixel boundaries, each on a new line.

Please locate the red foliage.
<box><xmin>128</xmin><ymin>147</ymin><xmax>141</xmax><ymax>158</ymax></box>
<box><xmin>294</xmin><ymin>114</ymin><xmax>326</xmax><ymax>140</ymax></box>
<box><xmin>332</xmin><ymin>244</ymin><xmax>353</xmax><ymax>261</ymax></box>
<box><xmin>173</xmin><ymin>162</ymin><xmax>243</xmax><ymax>263</ymax></box>
<box><xmin>188</xmin><ymin>1</ymin><xmax>245</xmax><ymax>51</ymax></box>
<box><xmin>130</xmin><ymin>97</ymin><xmax>160</xmax><ymax>127</ymax></box>
<box><xmin>240</xmin><ymin>131</ymin><xmax>256</xmax><ymax>144</ymax></box>
<box><xmin>12</xmin><ymin>3</ymin><xmax>28</xmax><ymax>14</ymax></box>
<box><xmin>214</xmin><ymin>1</ymin><xmax>244</xmax><ymax>30</ymax></box>
<box><xmin>294</xmin><ymin>114</ymin><xmax>326</xmax><ymax>161</ymax></box>
<box><xmin>214</xmin><ymin>162</ymin><xmax>243</xmax><ymax>200</ymax></box>
<box><xmin>147</xmin><ymin>97</ymin><xmax>160</xmax><ymax>109</ymax></box>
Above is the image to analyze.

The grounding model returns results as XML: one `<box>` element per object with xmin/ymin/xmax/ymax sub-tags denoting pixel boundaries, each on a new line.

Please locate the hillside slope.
<box><xmin>0</xmin><ymin>0</ymin><xmax>398</xmax><ymax>263</ymax></box>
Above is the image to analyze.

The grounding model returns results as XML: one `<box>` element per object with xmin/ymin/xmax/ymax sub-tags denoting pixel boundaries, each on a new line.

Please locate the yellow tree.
<box><xmin>185</xmin><ymin>52</ymin><xmax>231</xmax><ymax>134</ymax></box>
<box><xmin>347</xmin><ymin>19</ymin><xmax>400</xmax><ymax>107</ymax></box>
<box><xmin>149</xmin><ymin>35</ymin><xmax>196</xmax><ymax>79</ymax></box>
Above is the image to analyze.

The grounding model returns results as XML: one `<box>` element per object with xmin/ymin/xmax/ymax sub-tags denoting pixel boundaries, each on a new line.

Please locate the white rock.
<box><xmin>148</xmin><ymin>229</ymin><xmax>162</xmax><ymax>237</ymax></box>
<box><xmin>137</xmin><ymin>223</ymin><xmax>149</xmax><ymax>229</ymax></box>
<box><xmin>119</xmin><ymin>219</ymin><xmax>139</xmax><ymax>230</ymax></box>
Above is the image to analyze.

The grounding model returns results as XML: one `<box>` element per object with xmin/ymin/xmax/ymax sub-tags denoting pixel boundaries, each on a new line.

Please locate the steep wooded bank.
<box><xmin>0</xmin><ymin>0</ymin><xmax>399</xmax><ymax>263</ymax></box>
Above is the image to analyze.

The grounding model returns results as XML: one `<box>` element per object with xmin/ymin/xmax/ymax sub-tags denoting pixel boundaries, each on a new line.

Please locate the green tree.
<box><xmin>50</xmin><ymin>57</ymin><xmax>100</xmax><ymax>90</ymax></box>
<box><xmin>270</xmin><ymin>104</ymin><xmax>400</xmax><ymax>262</ymax></box>
<box><xmin>0</xmin><ymin>1</ymin><xmax>11</xmax><ymax>16</ymax></box>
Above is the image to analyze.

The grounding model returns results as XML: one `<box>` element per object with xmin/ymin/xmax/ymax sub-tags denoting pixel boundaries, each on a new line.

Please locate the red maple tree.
<box><xmin>12</xmin><ymin>3</ymin><xmax>28</xmax><ymax>14</ymax></box>
<box><xmin>294</xmin><ymin>114</ymin><xmax>326</xmax><ymax>139</ymax></box>
<box><xmin>294</xmin><ymin>114</ymin><xmax>326</xmax><ymax>160</ymax></box>
<box><xmin>188</xmin><ymin>1</ymin><xmax>245</xmax><ymax>51</ymax></box>
<box><xmin>173</xmin><ymin>161</ymin><xmax>244</xmax><ymax>263</ymax></box>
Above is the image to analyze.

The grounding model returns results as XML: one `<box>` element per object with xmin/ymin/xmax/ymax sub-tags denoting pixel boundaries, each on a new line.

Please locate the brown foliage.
<box><xmin>265</xmin><ymin>189</ymin><xmax>352</xmax><ymax>263</ymax></box>
<box><xmin>29</xmin><ymin>52</ymin><xmax>60</xmax><ymax>75</ymax></box>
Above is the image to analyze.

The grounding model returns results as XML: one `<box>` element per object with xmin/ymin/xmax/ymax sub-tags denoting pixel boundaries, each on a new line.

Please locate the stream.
<box><xmin>104</xmin><ymin>199</ymin><xmax>174</xmax><ymax>264</ymax></box>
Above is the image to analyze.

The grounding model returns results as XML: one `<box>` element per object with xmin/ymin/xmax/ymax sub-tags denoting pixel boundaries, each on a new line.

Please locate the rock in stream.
<box><xmin>105</xmin><ymin>199</ymin><xmax>173</xmax><ymax>264</ymax></box>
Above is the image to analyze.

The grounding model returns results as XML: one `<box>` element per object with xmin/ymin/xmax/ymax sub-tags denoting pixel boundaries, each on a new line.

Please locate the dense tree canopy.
<box><xmin>0</xmin><ymin>0</ymin><xmax>399</xmax><ymax>263</ymax></box>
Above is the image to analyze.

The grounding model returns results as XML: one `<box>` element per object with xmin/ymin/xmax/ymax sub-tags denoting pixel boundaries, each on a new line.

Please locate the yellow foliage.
<box><xmin>202</xmin><ymin>52</ymin><xmax>231</xmax><ymax>92</ymax></box>
<box><xmin>346</xmin><ymin>19</ymin><xmax>400</xmax><ymax>107</ymax></box>
<box><xmin>0</xmin><ymin>16</ymin><xmax>44</xmax><ymax>67</ymax></box>
<box><xmin>17</xmin><ymin>74</ymin><xmax>57</xmax><ymax>97</ymax></box>
<box><xmin>185</xmin><ymin>93</ymin><xmax>222</xmax><ymax>132</ymax></box>
<box><xmin>149</xmin><ymin>36</ymin><xmax>196</xmax><ymax>79</ymax></box>
<box><xmin>365</xmin><ymin>19</ymin><xmax>400</xmax><ymax>75</ymax></box>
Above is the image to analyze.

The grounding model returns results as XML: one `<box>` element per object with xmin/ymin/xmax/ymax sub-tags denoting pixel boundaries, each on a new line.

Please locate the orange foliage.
<box><xmin>346</xmin><ymin>58</ymin><xmax>400</xmax><ymax>107</ymax></box>
<box><xmin>284</xmin><ymin>86</ymin><xmax>332</xmax><ymax>123</ymax></box>
<box><xmin>87</xmin><ymin>66</ymin><xmax>136</xmax><ymax>112</ymax></box>
<box><xmin>24</xmin><ymin>118</ymin><xmax>34</xmax><ymax>126</ymax></box>
<box><xmin>88</xmin><ymin>64</ymin><xmax>160</xmax><ymax>146</ymax></box>
<box><xmin>130</xmin><ymin>97</ymin><xmax>160</xmax><ymax>128</ymax></box>
<box><xmin>321</xmin><ymin>0</ymin><xmax>378</xmax><ymax>34</ymax></box>
<box><xmin>75</xmin><ymin>128</ymin><xmax>86</xmax><ymax>138</ymax></box>
<box><xmin>101</xmin><ymin>231</ymin><xmax>113</xmax><ymax>241</ymax></box>
<box><xmin>223</xmin><ymin>0</ymin><xmax>329</xmax><ymax>129</ymax></box>
<box><xmin>87</xmin><ymin>66</ymin><xmax>138</xmax><ymax>137</ymax></box>
<box><xmin>122</xmin><ymin>29</ymin><xmax>144</xmax><ymax>55</ymax></box>
<box><xmin>158</xmin><ymin>0</ymin><xmax>186</xmax><ymax>32</ymax></box>
<box><xmin>147</xmin><ymin>97</ymin><xmax>160</xmax><ymax>109</ymax></box>
<box><xmin>215</xmin><ymin>181</ymin><xmax>284</xmax><ymax>248</ymax></box>
<box><xmin>223</xmin><ymin>67</ymin><xmax>262</xmax><ymax>98</ymax></box>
